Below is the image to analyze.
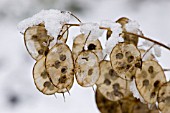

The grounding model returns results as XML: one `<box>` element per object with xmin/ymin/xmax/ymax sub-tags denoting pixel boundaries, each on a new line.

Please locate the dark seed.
<box><xmin>154</xmin><ymin>80</ymin><xmax>160</xmax><ymax>87</ymax></box>
<box><xmin>127</xmin><ymin>56</ymin><xmax>134</xmax><ymax>63</ymax></box>
<box><xmin>60</xmin><ymin>54</ymin><xmax>66</xmax><ymax>61</ymax></box>
<box><xmin>49</xmin><ymin>85</ymin><xmax>54</xmax><ymax>91</ymax></box>
<box><xmin>114</xmin><ymin>90</ymin><xmax>122</xmax><ymax>97</ymax></box>
<box><xmin>113</xmin><ymin>83</ymin><xmax>120</xmax><ymax>91</ymax></box>
<box><xmin>44</xmin><ymin>81</ymin><xmax>51</xmax><ymax>87</ymax></box>
<box><xmin>104</xmin><ymin>79</ymin><xmax>111</xmax><ymax>85</ymax></box>
<box><xmin>135</xmin><ymin>62</ymin><xmax>141</xmax><ymax>68</ymax></box>
<box><xmin>109</xmin><ymin>69</ymin><xmax>117</xmax><ymax>77</ymax></box>
<box><xmin>41</xmin><ymin>70</ymin><xmax>47</xmax><ymax>79</ymax></box>
<box><xmin>32</xmin><ymin>35</ymin><xmax>38</xmax><ymax>41</ymax></box>
<box><xmin>143</xmin><ymin>79</ymin><xmax>149</xmax><ymax>86</ymax></box>
<box><xmin>61</xmin><ymin>66</ymin><xmax>67</xmax><ymax>74</ymax></box>
<box><xmin>88</xmin><ymin>69</ymin><xmax>93</xmax><ymax>75</ymax></box>
<box><xmin>54</xmin><ymin>60</ymin><xmax>60</xmax><ymax>69</ymax></box>
<box><xmin>148</xmin><ymin>66</ymin><xmax>154</xmax><ymax>74</ymax></box>
<box><xmin>38</xmin><ymin>49</ymin><xmax>44</xmax><ymax>55</ymax></box>
<box><xmin>88</xmin><ymin>44</ymin><xmax>96</xmax><ymax>50</ymax></box>
<box><xmin>116</xmin><ymin>53</ymin><xmax>123</xmax><ymax>59</ymax></box>
<box><xmin>125</xmin><ymin>51</ymin><xmax>131</xmax><ymax>58</ymax></box>
<box><xmin>59</xmin><ymin>75</ymin><xmax>67</xmax><ymax>83</ymax></box>
<box><xmin>150</xmin><ymin>92</ymin><xmax>156</xmax><ymax>98</ymax></box>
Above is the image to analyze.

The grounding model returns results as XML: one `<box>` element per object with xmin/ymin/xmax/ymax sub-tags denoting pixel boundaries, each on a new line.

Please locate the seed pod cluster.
<box><xmin>20</xmin><ymin>14</ymin><xmax>170</xmax><ymax>113</ymax></box>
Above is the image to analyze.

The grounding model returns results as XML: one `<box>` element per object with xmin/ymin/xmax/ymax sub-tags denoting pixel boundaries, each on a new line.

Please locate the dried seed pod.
<box><xmin>33</xmin><ymin>57</ymin><xmax>58</xmax><ymax>95</ymax></box>
<box><xmin>110</xmin><ymin>43</ymin><xmax>141</xmax><ymax>80</ymax></box>
<box><xmin>96</xmin><ymin>60</ymin><xmax>127</xmax><ymax>101</ymax></box>
<box><xmin>116</xmin><ymin>17</ymin><xmax>140</xmax><ymax>46</ymax></box>
<box><xmin>157</xmin><ymin>82</ymin><xmax>170</xmax><ymax>113</ymax></box>
<box><xmin>24</xmin><ymin>25</ymin><xmax>53</xmax><ymax>60</ymax></box>
<box><xmin>95</xmin><ymin>89</ymin><xmax>122</xmax><ymax>113</ymax></box>
<box><xmin>135</xmin><ymin>60</ymin><xmax>166</xmax><ymax>104</ymax></box>
<box><xmin>75</xmin><ymin>51</ymin><xmax>99</xmax><ymax>87</ymax></box>
<box><xmin>72</xmin><ymin>34</ymin><xmax>103</xmax><ymax>62</ymax></box>
<box><xmin>46</xmin><ymin>43</ymin><xmax>74</xmax><ymax>91</ymax></box>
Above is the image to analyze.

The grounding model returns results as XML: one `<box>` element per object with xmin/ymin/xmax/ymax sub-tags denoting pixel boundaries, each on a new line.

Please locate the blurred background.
<box><xmin>0</xmin><ymin>0</ymin><xmax>170</xmax><ymax>113</ymax></box>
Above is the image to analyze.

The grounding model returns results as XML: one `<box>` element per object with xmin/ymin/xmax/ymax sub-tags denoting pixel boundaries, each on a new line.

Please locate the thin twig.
<box><xmin>142</xmin><ymin>43</ymin><xmax>155</xmax><ymax>59</ymax></box>
<box><xmin>70</xmin><ymin>13</ymin><xmax>82</xmax><ymax>23</ymax></box>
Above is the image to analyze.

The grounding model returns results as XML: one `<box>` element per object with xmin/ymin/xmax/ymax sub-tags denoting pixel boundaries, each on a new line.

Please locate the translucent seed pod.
<box><xmin>45</xmin><ymin>43</ymin><xmax>74</xmax><ymax>92</ymax></box>
<box><xmin>96</xmin><ymin>60</ymin><xmax>127</xmax><ymax>101</ymax></box>
<box><xmin>135</xmin><ymin>60</ymin><xmax>166</xmax><ymax>104</ymax></box>
<box><xmin>72</xmin><ymin>34</ymin><xmax>103</xmax><ymax>62</ymax></box>
<box><xmin>95</xmin><ymin>89</ymin><xmax>122</xmax><ymax>113</ymax></box>
<box><xmin>157</xmin><ymin>82</ymin><xmax>170</xmax><ymax>113</ymax></box>
<box><xmin>110</xmin><ymin>43</ymin><xmax>141</xmax><ymax>80</ymax></box>
<box><xmin>33</xmin><ymin>56</ymin><xmax>58</xmax><ymax>95</ymax></box>
<box><xmin>75</xmin><ymin>51</ymin><xmax>99</xmax><ymax>87</ymax></box>
<box><xmin>24</xmin><ymin>25</ymin><xmax>53</xmax><ymax>60</ymax></box>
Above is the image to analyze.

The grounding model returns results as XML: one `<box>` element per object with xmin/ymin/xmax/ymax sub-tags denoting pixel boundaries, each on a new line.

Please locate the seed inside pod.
<box><xmin>110</xmin><ymin>43</ymin><xmax>141</xmax><ymax>80</ymax></box>
<box><xmin>135</xmin><ymin>60</ymin><xmax>166</xmax><ymax>104</ymax></box>
<box><xmin>158</xmin><ymin>82</ymin><xmax>170</xmax><ymax>113</ymax></box>
<box><xmin>75</xmin><ymin>51</ymin><xmax>99</xmax><ymax>87</ymax></box>
<box><xmin>24</xmin><ymin>25</ymin><xmax>53</xmax><ymax>60</ymax></box>
<box><xmin>95</xmin><ymin>89</ymin><xmax>122</xmax><ymax>113</ymax></box>
<box><xmin>72</xmin><ymin>34</ymin><xmax>103</xmax><ymax>62</ymax></box>
<box><xmin>96</xmin><ymin>60</ymin><xmax>127</xmax><ymax>101</ymax></box>
<box><xmin>46</xmin><ymin>43</ymin><xmax>74</xmax><ymax>91</ymax></box>
<box><xmin>33</xmin><ymin>57</ymin><xmax>58</xmax><ymax>95</ymax></box>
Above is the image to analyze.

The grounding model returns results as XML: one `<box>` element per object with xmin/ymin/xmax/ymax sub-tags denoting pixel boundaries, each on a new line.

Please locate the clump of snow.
<box><xmin>154</xmin><ymin>45</ymin><xmax>161</xmax><ymax>57</ymax></box>
<box><xmin>104</xmin><ymin>22</ymin><xmax>123</xmax><ymax>55</ymax></box>
<box><xmin>130</xmin><ymin>79</ymin><xmax>146</xmax><ymax>104</ymax></box>
<box><xmin>100</xmin><ymin>20</ymin><xmax>114</xmax><ymax>28</ymax></box>
<box><xmin>17</xmin><ymin>9</ymin><xmax>71</xmax><ymax>38</ymax></box>
<box><xmin>125</xmin><ymin>20</ymin><xmax>140</xmax><ymax>34</ymax></box>
<box><xmin>80</xmin><ymin>22</ymin><xmax>104</xmax><ymax>40</ymax></box>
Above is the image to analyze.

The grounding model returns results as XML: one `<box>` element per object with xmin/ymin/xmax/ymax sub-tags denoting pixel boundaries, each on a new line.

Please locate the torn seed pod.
<box><xmin>135</xmin><ymin>60</ymin><xmax>166</xmax><ymax>104</ymax></box>
<box><xmin>75</xmin><ymin>51</ymin><xmax>99</xmax><ymax>87</ymax></box>
<box><xmin>45</xmin><ymin>43</ymin><xmax>74</xmax><ymax>91</ymax></box>
<box><xmin>116</xmin><ymin>17</ymin><xmax>141</xmax><ymax>46</ymax></box>
<box><xmin>72</xmin><ymin>34</ymin><xmax>103</xmax><ymax>62</ymax></box>
<box><xmin>95</xmin><ymin>89</ymin><xmax>122</xmax><ymax>113</ymax></box>
<box><xmin>24</xmin><ymin>25</ymin><xmax>53</xmax><ymax>60</ymax></box>
<box><xmin>33</xmin><ymin>56</ymin><xmax>58</xmax><ymax>95</ymax></box>
<box><xmin>96</xmin><ymin>60</ymin><xmax>127</xmax><ymax>101</ymax></box>
<box><xmin>157</xmin><ymin>82</ymin><xmax>170</xmax><ymax>113</ymax></box>
<box><xmin>110</xmin><ymin>42</ymin><xmax>141</xmax><ymax>80</ymax></box>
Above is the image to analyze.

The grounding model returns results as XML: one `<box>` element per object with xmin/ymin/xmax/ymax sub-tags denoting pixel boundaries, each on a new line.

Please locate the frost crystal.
<box><xmin>130</xmin><ymin>79</ymin><xmax>146</xmax><ymax>103</ymax></box>
<box><xmin>80</xmin><ymin>23</ymin><xmax>103</xmax><ymax>40</ymax></box>
<box><xmin>125</xmin><ymin>20</ymin><xmax>140</xmax><ymax>34</ymax></box>
<box><xmin>18</xmin><ymin>9</ymin><xmax>71</xmax><ymax>38</ymax></box>
<box><xmin>154</xmin><ymin>45</ymin><xmax>161</xmax><ymax>57</ymax></box>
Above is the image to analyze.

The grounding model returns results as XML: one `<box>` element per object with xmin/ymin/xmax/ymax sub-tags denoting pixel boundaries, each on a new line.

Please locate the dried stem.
<box><xmin>142</xmin><ymin>43</ymin><xmax>155</xmax><ymax>59</ymax></box>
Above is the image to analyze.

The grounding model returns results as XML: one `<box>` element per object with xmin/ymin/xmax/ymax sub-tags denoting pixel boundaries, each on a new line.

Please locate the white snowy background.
<box><xmin>0</xmin><ymin>0</ymin><xmax>170</xmax><ymax>113</ymax></box>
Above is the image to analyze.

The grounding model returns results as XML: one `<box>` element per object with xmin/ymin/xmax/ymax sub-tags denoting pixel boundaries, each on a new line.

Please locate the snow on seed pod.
<box><xmin>33</xmin><ymin>56</ymin><xmax>58</xmax><ymax>95</ymax></box>
<box><xmin>72</xmin><ymin>34</ymin><xmax>103</xmax><ymax>62</ymax></box>
<box><xmin>110</xmin><ymin>42</ymin><xmax>141</xmax><ymax>80</ymax></box>
<box><xmin>135</xmin><ymin>60</ymin><xmax>166</xmax><ymax>104</ymax></box>
<box><xmin>116</xmin><ymin>17</ymin><xmax>142</xmax><ymax>46</ymax></box>
<box><xmin>45</xmin><ymin>43</ymin><xmax>74</xmax><ymax>91</ymax></box>
<box><xmin>75</xmin><ymin>51</ymin><xmax>99</xmax><ymax>87</ymax></box>
<box><xmin>24</xmin><ymin>25</ymin><xmax>53</xmax><ymax>60</ymax></box>
<box><xmin>96</xmin><ymin>60</ymin><xmax>127</xmax><ymax>101</ymax></box>
<box><xmin>95</xmin><ymin>89</ymin><xmax>122</xmax><ymax>113</ymax></box>
<box><xmin>157</xmin><ymin>82</ymin><xmax>170</xmax><ymax>113</ymax></box>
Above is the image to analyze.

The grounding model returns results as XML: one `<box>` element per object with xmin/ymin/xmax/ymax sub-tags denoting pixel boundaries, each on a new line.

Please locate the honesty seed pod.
<box><xmin>135</xmin><ymin>60</ymin><xmax>166</xmax><ymax>104</ymax></box>
<box><xmin>33</xmin><ymin>56</ymin><xmax>58</xmax><ymax>95</ymax></box>
<box><xmin>157</xmin><ymin>82</ymin><xmax>170</xmax><ymax>113</ymax></box>
<box><xmin>95</xmin><ymin>89</ymin><xmax>122</xmax><ymax>113</ymax></box>
<box><xmin>72</xmin><ymin>34</ymin><xmax>103</xmax><ymax>62</ymax></box>
<box><xmin>45</xmin><ymin>43</ymin><xmax>74</xmax><ymax>92</ymax></box>
<box><xmin>110</xmin><ymin>42</ymin><xmax>141</xmax><ymax>80</ymax></box>
<box><xmin>96</xmin><ymin>60</ymin><xmax>127</xmax><ymax>101</ymax></box>
<box><xmin>24</xmin><ymin>25</ymin><xmax>54</xmax><ymax>60</ymax></box>
<box><xmin>75</xmin><ymin>51</ymin><xmax>99</xmax><ymax>87</ymax></box>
